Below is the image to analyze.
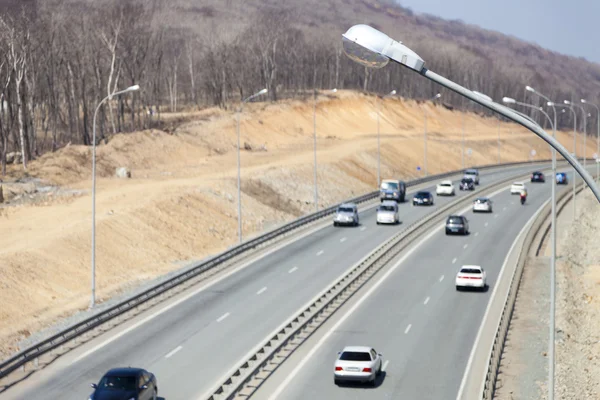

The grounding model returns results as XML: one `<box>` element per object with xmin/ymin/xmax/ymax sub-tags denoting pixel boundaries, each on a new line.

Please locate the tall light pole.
<box><xmin>462</xmin><ymin>112</ymin><xmax>466</xmax><ymax>169</ymax></box>
<box><xmin>562</xmin><ymin>100</ymin><xmax>579</xmax><ymax>219</ymax></box>
<box><xmin>91</xmin><ymin>84</ymin><xmax>140</xmax><ymax>309</ymax></box>
<box><xmin>423</xmin><ymin>93</ymin><xmax>441</xmax><ymax>176</ymax></box>
<box><xmin>313</xmin><ymin>88</ymin><xmax>337</xmax><ymax>212</ymax></box>
<box><xmin>581</xmin><ymin>99</ymin><xmax>600</xmax><ymax>182</ymax></box>
<box><xmin>236</xmin><ymin>88</ymin><xmax>268</xmax><ymax>243</ymax></box>
<box><xmin>376</xmin><ymin>89</ymin><xmax>396</xmax><ymax>187</ymax></box>
<box><xmin>503</xmin><ymin>96</ymin><xmax>556</xmax><ymax>399</ymax></box>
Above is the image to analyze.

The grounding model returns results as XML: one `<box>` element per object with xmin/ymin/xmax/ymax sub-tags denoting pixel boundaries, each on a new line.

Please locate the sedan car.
<box><xmin>333</xmin><ymin>203</ymin><xmax>359</xmax><ymax>227</ymax></box>
<box><xmin>89</xmin><ymin>368</ymin><xmax>157</xmax><ymax>400</ymax></box>
<box><xmin>376</xmin><ymin>201</ymin><xmax>400</xmax><ymax>225</ymax></box>
<box><xmin>510</xmin><ymin>181</ymin><xmax>526</xmax><ymax>194</ymax></box>
<box><xmin>445</xmin><ymin>215</ymin><xmax>469</xmax><ymax>235</ymax></box>
<box><xmin>456</xmin><ymin>265</ymin><xmax>487</xmax><ymax>291</ymax></box>
<box><xmin>334</xmin><ymin>346</ymin><xmax>383</xmax><ymax>386</ymax></box>
<box><xmin>436</xmin><ymin>180</ymin><xmax>455</xmax><ymax>196</ymax></box>
<box><xmin>556</xmin><ymin>172</ymin><xmax>568</xmax><ymax>185</ymax></box>
<box><xmin>459</xmin><ymin>177</ymin><xmax>475</xmax><ymax>191</ymax></box>
<box><xmin>413</xmin><ymin>191</ymin><xmax>434</xmax><ymax>206</ymax></box>
<box><xmin>531</xmin><ymin>171</ymin><xmax>545</xmax><ymax>183</ymax></box>
<box><xmin>473</xmin><ymin>197</ymin><xmax>493</xmax><ymax>213</ymax></box>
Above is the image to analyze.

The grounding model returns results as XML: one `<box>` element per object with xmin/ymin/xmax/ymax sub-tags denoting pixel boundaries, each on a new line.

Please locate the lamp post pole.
<box><xmin>376</xmin><ymin>89</ymin><xmax>396</xmax><ymax>187</ymax></box>
<box><xmin>423</xmin><ymin>93</ymin><xmax>441</xmax><ymax>176</ymax></box>
<box><xmin>582</xmin><ymin>99</ymin><xmax>600</xmax><ymax>182</ymax></box>
<box><xmin>236</xmin><ymin>88</ymin><xmax>268</xmax><ymax>244</ymax></box>
<box><xmin>563</xmin><ymin>101</ymin><xmax>578</xmax><ymax>219</ymax></box>
<box><xmin>91</xmin><ymin>84</ymin><xmax>140</xmax><ymax>309</ymax></box>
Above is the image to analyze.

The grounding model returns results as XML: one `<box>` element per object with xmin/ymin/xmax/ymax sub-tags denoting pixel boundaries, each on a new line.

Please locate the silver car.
<box><xmin>333</xmin><ymin>203</ymin><xmax>359</xmax><ymax>227</ymax></box>
<box><xmin>334</xmin><ymin>346</ymin><xmax>383</xmax><ymax>386</ymax></box>
<box><xmin>473</xmin><ymin>197</ymin><xmax>493</xmax><ymax>213</ymax></box>
<box><xmin>376</xmin><ymin>201</ymin><xmax>399</xmax><ymax>225</ymax></box>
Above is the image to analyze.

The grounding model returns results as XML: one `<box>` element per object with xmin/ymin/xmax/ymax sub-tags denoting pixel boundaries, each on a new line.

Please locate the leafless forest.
<box><xmin>0</xmin><ymin>0</ymin><xmax>599</xmax><ymax>175</ymax></box>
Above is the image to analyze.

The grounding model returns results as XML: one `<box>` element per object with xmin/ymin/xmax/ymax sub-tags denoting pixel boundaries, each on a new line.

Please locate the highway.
<box><xmin>0</xmin><ymin>164</ymin><xmax>561</xmax><ymax>400</ymax></box>
<box><xmin>253</xmin><ymin>170</ymin><xmax>581</xmax><ymax>400</ymax></box>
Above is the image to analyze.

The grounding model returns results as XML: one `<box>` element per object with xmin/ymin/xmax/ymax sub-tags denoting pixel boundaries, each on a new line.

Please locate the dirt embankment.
<box><xmin>0</xmin><ymin>90</ymin><xmax>594</xmax><ymax>358</ymax></box>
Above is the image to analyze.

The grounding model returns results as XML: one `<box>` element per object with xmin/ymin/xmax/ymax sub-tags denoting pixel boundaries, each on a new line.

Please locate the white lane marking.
<box><xmin>360</xmin><ymin>226</ymin><xmax>367</xmax><ymax>231</ymax></box>
<box><xmin>452</xmin><ymin>258</ymin><xmax>457</xmax><ymax>264</ymax></box>
<box><xmin>405</xmin><ymin>324</ymin><xmax>412</xmax><ymax>334</ymax></box>
<box><xmin>257</xmin><ymin>287</ymin><xmax>267</xmax><ymax>295</ymax></box>
<box><xmin>216</xmin><ymin>312</ymin><xmax>230</xmax><ymax>322</ymax></box>
<box><xmin>288</xmin><ymin>266</ymin><xmax>298</xmax><ymax>274</ymax></box>
<box><xmin>266</xmin><ymin>213</ymin><xmax>444</xmax><ymax>400</ymax></box>
<box><xmin>424</xmin><ymin>297</ymin><xmax>430</xmax><ymax>305</ymax></box>
<box><xmin>165</xmin><ymin>346</ymin><xmax>182</xmax><ymax>359</ymax></box>
<box><xmin>475</xmin><ymin>232</ymin><xmax>479</xmax><ymax>237</ymax></box>
<box><xmin>485</xmin><ymin>222</ymin><xmax>489</xmax><ymax>227</ymax></box>
<box><xmin>456</xmin><ymin>199</ymin><xmax>551</xmax><ymax>400</ymax></box>
<box><xmin>267</xmin><ymin>177</ymin><xmax>544</xmax><ymax>400</ymax></box>
<box><xmin>382</xmin><ymin>360</ymin><xmax>390</xmax><ymax>372</ymax></box>
<box><xmin>340</xmin><ymin>237</ymin><xmax>347</xmax><ymax>243</ymax></box>
<box><xmin>463</xmin><ymin>244</ymin><xmax>468</xmax><ymax>249</ymax></box>
<box><xmin>316</xmin><ymin>250</ymin><xmax>324</xmax><ymax>256</ymax></box>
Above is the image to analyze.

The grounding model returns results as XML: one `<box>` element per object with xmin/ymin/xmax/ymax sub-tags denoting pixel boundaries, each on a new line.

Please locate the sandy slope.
<box><xmin>0</xmin><ymin>90</ymin><xmax>593</xmax><ymax>357</ymax></box>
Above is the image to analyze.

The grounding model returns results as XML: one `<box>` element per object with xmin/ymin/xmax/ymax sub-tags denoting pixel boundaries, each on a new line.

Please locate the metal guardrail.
<box><xmin>207</xmin><ymin>171</ymin><xmax>537</xmax><ymax>399</ymax></box>
<box><xmin>0</xmin><ymin>159</ymin><xmax>555</xmax><ymax>381</ymax></box>
<box><xmin>481</xmin><ymin>177</ymin><xmax>588</xmax><ymax>399</ymax></box>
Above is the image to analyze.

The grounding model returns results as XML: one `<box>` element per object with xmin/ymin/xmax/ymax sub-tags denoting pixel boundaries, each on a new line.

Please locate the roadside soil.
<box><xmin>0</xmin><ymin>90</ymin><xmax>593</xmax><ymax>358</ymax></box>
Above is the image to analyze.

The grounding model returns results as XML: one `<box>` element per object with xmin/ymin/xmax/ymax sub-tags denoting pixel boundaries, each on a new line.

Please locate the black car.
<box><xmin>445</xmin><ymin>215</ymin><xmax>469</xmax><ymax>235</ymax></box>
<box><xmin>459</xmin><ymin>177</ymin><xmax>475</xmax><ymax>191</ymax></box>
<box><xmin>531</xmin><ymin>171</ymin><xmax>545</xmax><ymax>183</ymax></box>
<box><xmin>412</xmin><ymin>191</ymin><xmax>434</xmax><ymax>206</ymax></box>
<box><xmin>90</xmin><ymin>368</ymin><xmax>158</xmax><ymax>400</ymax></box>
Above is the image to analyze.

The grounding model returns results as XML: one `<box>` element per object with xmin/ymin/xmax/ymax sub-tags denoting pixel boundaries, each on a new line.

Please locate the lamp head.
<box><xmin>525</xmin><ymin>86</ymin><xmax>535</xmax><ymax>92</ymax></box>
<box><xmin>126</xmin><ymin>85</ymin><xmax>140</xmax><ymax>92</ymax></box>
<box><xmin>332</xmin><ymin>88</ymin><xmax>338</xmax><ymax>93</ymax></box>
<box><xmin>564</xmin><ymin>100</ymin><xmax>571</xmax><ymax>105</ymax></box>
<box><xmin>435</xmin><ymin>93</ymin><xmax>441</xmax><ymax>98</ymax></box>
<box><xmin>502</xmin><ymin>97</ymin><xmax>516</xmax><ymax>104</ymax></box>
<box><xmin>547</xmin><ymin>101</ymin><xmax>554</xmax><ymax>106</ymax></box>
<box><xmin>258</xmin><ymin>88</ymin><xmax>268</xmax><ymax>95</ymax></box>
<box><xmin>342</xmin><ymin>24</ymin><xmax>425</xmax><ymax>71</ymax></box>
<box><xmin>581</xmin><ymin>99</ymin><xmax>587</xmax><ymax>103</ymax></box>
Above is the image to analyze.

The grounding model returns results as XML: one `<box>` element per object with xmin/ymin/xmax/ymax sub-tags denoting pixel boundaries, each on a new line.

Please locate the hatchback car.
<box><xmin>456</xmin><ymin>265</ymin><xmax>487</xmax><ymax>291</ymax></box>
<box><xmin>379</xmin><ymin>179</ymin><xmax>406</xmax><ymax>203</ymax></box>
<box><xmin>376</xmin><ymin>201</ymin><xmax>400</xmax><ymax>225</ymax></box>
<box><xmin>445</xmin><ymin>215</ymin><xmax>469</xmax><ymax>235</ymax></box>
<box><xmin>531</xmin><ymin>171</ymin><xmax>545</xmax><ymax>183</ymax></box>
<box><xmin>334</xmin><ymin>346</ymin><xmax>383</xmax><ymax>386</ymax></box>
<box><xmin>333</xmin><ymin>203</ymin><xmax>359</xmax><ymax>227</ymax></box>
<box><xmin>436</xmin><ymin>180</ymin><xmax>455</xmax><ymax>196</ymax></box>
<box><xmin>413</xmin><ymin>191</ymin><xmax>434</xmax><ymax>206</ymax></box>
<box><xmin>510</xmin><ymin>181</ymin><xmax>526</xmax><ymax>194</ymax></box>
<box><xmin>459</xmin><ymin>177</ymin><xmax>475</xmax><ymax>191</ymax></box>
<box><xmin>473</xmin><ymin>197</ymin><xmax>493</xmax><ymax>213</ymax></box>
<box><xmin>89</xmin><ymin>368</ymin><xmax>157</xmax><ymax>400</ymax></box>
<box><xmin>556</xmin><ymin>172</ymin><xmax>568</xmax><ymax>185</ymax></box>
<box><xmin>463</xmin><ymin>168</ymin><xmax>480</xmax><ymax>185</ymax></box>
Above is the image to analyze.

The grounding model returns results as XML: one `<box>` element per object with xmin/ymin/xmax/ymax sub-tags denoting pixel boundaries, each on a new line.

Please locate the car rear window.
<box><xmin>338</xmin><ymin>207</ymin><xmax>354</xmax><ymax>213</ymax></box>
<box><xmin>379</xmin><ymin>205</ymin><xmax>395</xmax><ymax>212</ymax></box>
<box><xmin>461</xmin><ymin>178</ymin><xmax>472</xmax><ymax>183</ymax></box>
<box><xmin>381</xmin><ymin>182</ymin><xmax>398</xmax><ymax>190</ymax></box>
<box><xmin>447</xmin><ymin>217</ymin><xmax>463</xmax><ymax>223</ymax></box>
<box><xmin>340</xmin><ymin>351</ymin><xmax>371</xmax><ymax>361</ymax></box>
<box><xmin>460</xmin><ymin>268</ymin><xmax>481</xmax><ymax>274</ymax></box>
<box><xmin>99</xmin><ymin>375</ymin><xmax>137</xmax><ymax>391</ymax></box>
<box><xmin>440</xmin><ymin>183</ymin><xmax>451</xmax><ymax>187</ymax></box>
<box><xmin>475</xmin><ymin>198</ymin><xmax>487</xmax><ymax>203</ymax></box>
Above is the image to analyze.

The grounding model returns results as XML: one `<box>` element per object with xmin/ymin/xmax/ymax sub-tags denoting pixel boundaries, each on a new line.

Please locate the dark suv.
<box><xmin>445</xmin><ymin>215</ymin><xmax>469</xmax><ymax>235</ymax></box>
<box><xmin>459</xmin><ymin>178</ymin><xmax>475</xmax><ymax>191</ymax></box>
<box><xmin>412</xmin><ymin>191</ymin><xmax>434</xmax><ymax>206</ymax></box>
<box><xmin>531</xmin><ymin>171</ymin><xmax>545</xmax><ymax>183</ymax></box>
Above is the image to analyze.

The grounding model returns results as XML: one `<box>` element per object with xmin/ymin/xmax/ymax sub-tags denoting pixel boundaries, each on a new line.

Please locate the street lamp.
<box><xmin>236</xmin><ymin>88</ymin><xmax>268</xmax><ymax>244</ymax></box>
<box><xmin>376</xmin><ymin>89</ymin><xmax>397</xmax><ymax>186</ymax></box>
<box><xmin>342</xmin><ymin>25</ymin><xmax>600</xmax><ymax>400</ymax></box>
<box><xmin>313</xmin><ymin>88</ymin><xmax>337</xmax><ymax>212</ymax></box>
<box><xmin>581</xmin><ymin>99</ymin><xmax>600</xmax><ymax>182</ymax></box>
<box><xmin>423</xmin><ymin>93</ymin><xmax>441</xmax><ymax>176</ymax></box>
<box><xmin>91</xmin><ymin>84</ymin><xmax>140</xmax><ymax>309</ymax></box>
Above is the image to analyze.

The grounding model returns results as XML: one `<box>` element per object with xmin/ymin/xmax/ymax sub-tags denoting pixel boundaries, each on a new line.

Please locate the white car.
<box><xmin>334</xmin><ymin>346</ymin><xmax>383</xmax><ymax>386</ymax></box>
<box><xmin>510</xmin><ymin>181</ymin><xmax>526</xmax><ymax>194</ymax></box>
<box><xmin>464</xmin><ymin>169</ymin><xmax>480</xmax><ymax>185</ymax></box>
<box><xmin>473</xmin><ymin>197</ymin><xmax>493</xmax><ymax>213</ymax></box>
<box><xmin>436</xmin><ymin>180</ymin><xmax>455</xmax><ymax>196</ymax></box>
<box><xmin>456</xmin><ymin>265</ymin><xmax>487</xmax><ymax>291</ymax></box>
<box><xmin>376</xmin><ymin>201</ymin><xmax>400</xmax><ymax>225</ymax></box>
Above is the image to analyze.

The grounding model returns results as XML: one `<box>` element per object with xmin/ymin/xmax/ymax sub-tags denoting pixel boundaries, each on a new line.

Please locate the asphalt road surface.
<box><xmin>1</xmin><ymin>164</ymin><xmax>565</xmax><ymax>400</ymax></box>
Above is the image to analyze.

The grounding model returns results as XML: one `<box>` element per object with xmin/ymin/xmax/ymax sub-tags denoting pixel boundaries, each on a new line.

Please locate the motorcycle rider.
<box><xmin>520</xmin><ymin>188</ymin><xmax>527</xmax><ymax>204</ymax></box>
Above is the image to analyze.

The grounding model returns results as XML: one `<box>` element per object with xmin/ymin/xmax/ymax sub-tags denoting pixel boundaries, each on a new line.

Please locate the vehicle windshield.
<box><xmin>448</xmin><ymin>217</ymin><xmax>463</xmax><ymax>224</ymax></box>
<box><xmin>340</xmin><ymin>351</ymin><xmax>371</xmax><ymax>361</ymax></box>
<box><xmin>379</xmin><ymin>205</ymin><xmax>395</xmax><ymax>212</ymax></box>
<box><xmin>337</xmin><ymin>207</ymin><xmax>354</xmax><ymax>213</ymax></box>
<box><xmin>381</xmin><ymin>182</ymin><xmax>398</xmax><ymax>190</ymax></box>
<box><xmin>99</xmin><ymin>375</ymin><xmax>137</xmax><ymax>391</ymax></box>
<box><xmin>460</xmin><ymin>268</ymin><xmax>482</xmax><ymax>274</ymax></box>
